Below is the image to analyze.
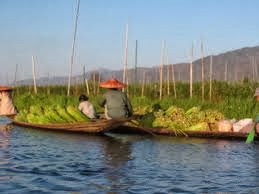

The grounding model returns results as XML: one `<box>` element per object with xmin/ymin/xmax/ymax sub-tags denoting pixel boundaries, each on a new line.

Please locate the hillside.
<box><xmin>17</xmin><ymin>45</ymin><xmax>259</xmax><ymax>85</ymax></box>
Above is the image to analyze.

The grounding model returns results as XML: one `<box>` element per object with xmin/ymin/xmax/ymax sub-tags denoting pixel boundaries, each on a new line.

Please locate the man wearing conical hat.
<box><xmin>0</xmin><ymin>86</ymin><xmax>17</xmax><ymax>116</ymax></box>
<box><xmin>99</xmin><ymin>78</ymin><xmax>132</xmax><ymax>119</ymax></box>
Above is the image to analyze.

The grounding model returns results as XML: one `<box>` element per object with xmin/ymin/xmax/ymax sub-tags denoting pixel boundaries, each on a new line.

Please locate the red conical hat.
<box><xmin>0</xmin><ymin>86</ymin><xmax>13</xmax><ymax>91</ymax></box>
<box><xmin>99</xmin><ymin>78</ymin><xmax>126</xmax><ymax>89</ymax></box>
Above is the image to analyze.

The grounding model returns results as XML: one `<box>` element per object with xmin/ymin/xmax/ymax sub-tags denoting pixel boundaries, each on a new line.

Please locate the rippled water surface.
<box><xmin>0</xmin><ymin>119</ymin><xmax>258</xmax><ymax>193</ymax></box>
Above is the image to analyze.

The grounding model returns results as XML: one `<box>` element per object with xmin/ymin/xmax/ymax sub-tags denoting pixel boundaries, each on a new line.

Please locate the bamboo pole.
<box><xmin>47</xmin><ymin>73</ymin><xmax>50</xmax><ymax>95</ymax></box>
<box><xmin>14</xmin><ymin>64</ymin><xmax>18</xmax><ymax>87</ymax></box>
<box><xmin>67</xmin><ymin>0</ymin><xmax>80</xmax><ymax>96</ymax></box>
<box><xmin>83</xmin><ymin>65</ymin><xmax>86</xmax><ymax>90</ymax></box>
<box><xmin>209</xmin><ymin>55</ymin><xmax>213</xmax><ymax>101</ymax></box>
<box><xmin>166</xmin><ymin>50</ymin><xmax>170</xmax><ymax>96</ymax></box>
<box><xmin>159</xmin><ymin>40</ymin><xmax>165</xmax><ymax>100</ymax></box>
<box><xmin>141</xmin><ymin>71</ymin><xmax>146</xmax><ymax>97</ymax></box>
<box><xmin>122</xmin><ymin>24</ymin><xmax>129</xmax><ymax>92</ymax></box>
<box><xmin>97</xmin><ymin>72</ymin><xmax>101</xmax><ymax>95</ymax></box>
<box><xmin>93</xmin><ymin>72</ymin><xmax>96</xmax><ymax>95</ymax></box>
<box><xmin>224</xmin><ymin>61</ymin><xmax>228</xmax><ymax>81</ymax></box>
<box><xmin>126</xmin><ymin>69</ymin><xmax>129</xmax><ymax>96</ymax></box>
<box><xmin>74</xmin><ymin>77</ymin><xmax>79</xmax><ymax>96</ymax></box>
<box><xmin>84</xmin><ymin>65</ymin><xmax>90</xmax><ymax>95</ymax></box>
<box><xmin>85</xmin><ymin>79</ymin><xmax>90</xmax><ymax>95</ymax></box>
<box><xmin>171</xmin><ymin>63</ymin><xmax>177</xmax><ymax>98</ymax></box>
<box><xmin>32</xmin><ymin>56</ymin><xmax>37</xmax><ymax>94</ymax></box>
<box><xmin>252</xmin><ymin>56</ymin><xmax>255</xmax><ymax>81</ymax></box>
<box><xmin>189</xmin><ymin>44</ymin><xmax>193</xmax><ymax>98</ymax></box>
<box><xmin>134</xmin><ymin>40</ymin><xmax>138</xmax><ymax>96</ymax></box>
<box><xmin>134</xmin><ymin>40</ymin><xmax>138</xmax><ymax>83</ymax></box>
<box><xmin>13</xmin><ymin>64</ymin><xmax>19</xmax><ymax>96</ymax></box>
<box><xmin>201</xmin><ymin>41</ymin><xmax>204</xmax><ymax>101</ymax></box>
<box><xmin>255</xmin><ymin>57</ymin><xmax>258</xmax><ymax>81</ymax></box>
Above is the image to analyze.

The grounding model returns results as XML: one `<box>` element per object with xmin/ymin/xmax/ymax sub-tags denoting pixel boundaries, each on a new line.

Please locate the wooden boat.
<box><xmin>12</xmin><ymin>119</ymin><xmax>129</xmax><ymax>134</ymax></box>
<box><xmin>112</xmin><ymin>125</ymin><xmax>259</xmax><ymax>141</ymax></box>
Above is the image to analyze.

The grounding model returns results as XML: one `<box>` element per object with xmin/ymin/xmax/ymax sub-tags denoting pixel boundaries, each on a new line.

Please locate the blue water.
<box><xmin>0</xmin><ymin>118</ymin><xmax>258</xmax><ymax>193</ymax></box>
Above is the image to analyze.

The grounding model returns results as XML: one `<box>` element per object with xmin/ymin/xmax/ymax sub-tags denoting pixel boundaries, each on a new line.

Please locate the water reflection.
<box><xmin>0</xmin><ymin>122</ymin><xmax>13</xmax><ymax>182</ymax></box>
<box><xmin>102</xmin><ymin>136</ymin><xmax>132</xmax><ymax>191</ymax></box>
<box><xmin>0</xmin><ymin>125</ymin><xmax>258</xmax><ymax>193</ymax></box>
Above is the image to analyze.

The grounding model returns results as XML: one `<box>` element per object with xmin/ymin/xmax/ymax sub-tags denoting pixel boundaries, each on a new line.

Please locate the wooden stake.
<box><xmin>141</xmin><ymin>71</ymin><xmax>146</xmax><ymax>97</ymax></box>
<box><xmin>84</xmin><ymin>65</ymin><xmax>90</xmax><ymax>95</ymax></box>
<box><xmin>67</xmin><ymin>0</ymin><xmax>80</xmax><ymax>96</ymax></box>
<box><xmin>190</xmin><ymin>44</ymin><xmax>193</xmax><ymax>98</ymax></box>
<box><xmin>83</xmin><ymin>65</ymin><xmax>86</xmax><ymax>90</ymax></box>
<box><xmin>134</xmin><ymin>40</ymin><xmax>138</xmax><ymax>96</ymax></box>
<box><xmin>14</xmin><ymin>64</ymin><xmax>18</xmax><ymax>87</ymax></box>
<box><xmin>134</xmin><ymin>40</ymin><xmax>138</xmax><ymax>83</ymax></box>
<box><xmin>93</xmin><ymin>72</ymin><xmax>96</xmax><ymax>95</ymax></box>
<box><xmin>252</xmin><ymin>56</ymin><xmax>255</xmax><ymax>81</ymax></box>
<box><xmin>159</xmin><ymin>40</ymin><xmax>165</xmax><ymax>100</ymax></box>
<box><xmin>47</xmin><ymin>72</ymin><xmax>50</xmax><ymax>95</ymax></box>
<box><xmin>32</xmin><ymin>56</ymin><xmax>37</xmax><ymax>94</ymax></box>
<box><xmin>255</xmin><ymin>57</ymin><xmax>258</xmax><ymax>81</ymax></box>
<box><xmin>201</xmin><ymin>41</ymin><xmax>204</xmax><ymax>101</ymax></box>
<box><xmin>209</xmin><ymin>55</ymin><xmax>213</xmax><ymax>101</ymax></box>
<box><xmin>224</xmin><ymin>61</ymin><xmax>228</xmax><ymax>81</ymax></box>
<box><xmin>171</xmin><ymin>63</ymin><xmax>177</xmax><ymax>98</ymax></box>
<box><xmin>85</xmin><ymin>78</ymin><xmax>90</xmax><ymax>96</ymax></box>
<box><xmin>13</xmin><ymin>64</ymin><xmax>19</xmax><ymax>96</ymax></box>
<box><xmin>122</xmin><ymin>24</ymin><xmax>129</xmax><ymax>92</ymax></box>
<box><xmin>166</xmin><ymin>50</ymin><xmax>170</xmax><ymax>96</ymax></box>
<box><xmin>97</xmin><ymin>72</ymin><xmax>101</xmax><ymax>95</ymax></box>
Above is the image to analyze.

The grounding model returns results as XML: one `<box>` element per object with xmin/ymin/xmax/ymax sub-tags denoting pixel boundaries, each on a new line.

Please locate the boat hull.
<box><xmin>12</xmin><ymin>119</ymin><xmax>127</xmax><ymax>133</ymax></box>
<box><xmin>112</xmin><ymin>125</ymin><xmax>259</xmax><ymax>141</ymax></box>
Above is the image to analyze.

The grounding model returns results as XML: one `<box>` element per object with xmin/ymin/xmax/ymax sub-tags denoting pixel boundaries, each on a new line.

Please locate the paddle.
<box><xmin>246</xmin><ymin>114</ymin><xmax>259</xmax><ymax>143</ymax></box>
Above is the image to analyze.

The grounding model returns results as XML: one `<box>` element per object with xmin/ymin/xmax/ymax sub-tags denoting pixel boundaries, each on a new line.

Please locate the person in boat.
<box><xmin>78</xmin><ymin>94</ymin><xmax>97</xmax><ymax>119</ymax></box>
<box><xmin>0</xmin><ymin>86</ymin><xmax>17</xmax><ymax>116</ymax></box>
<box><xmin>99</xmin><ymin>78</ymin><xmax>133</xmax><ymax>120</ymax></box>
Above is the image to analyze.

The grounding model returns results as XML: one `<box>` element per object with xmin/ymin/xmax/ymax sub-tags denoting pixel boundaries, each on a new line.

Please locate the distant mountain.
<box><xmin>17</xmin><ymin>45</ymin><xmax>259</xmax><ymax>85</ymax></box>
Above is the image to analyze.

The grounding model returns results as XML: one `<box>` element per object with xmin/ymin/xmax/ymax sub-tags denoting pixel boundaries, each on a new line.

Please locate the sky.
<box><xmin>0</xmin><ymin>0</ymin><xmax>259</xmax><ymax>83</ymax></box>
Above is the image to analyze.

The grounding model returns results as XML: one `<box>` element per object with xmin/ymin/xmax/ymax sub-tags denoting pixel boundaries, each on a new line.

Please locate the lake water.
<box><xmin>0</xmin><ymin>118</ymin><xmax>258</xmax><ymax>193</ymax></box>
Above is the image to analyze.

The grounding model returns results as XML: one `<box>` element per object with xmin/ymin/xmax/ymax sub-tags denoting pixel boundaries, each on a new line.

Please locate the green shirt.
<box><xmin>101</xmin><ymin>90</ymin><xmax>133</xmax><ymax>119</ymax></box>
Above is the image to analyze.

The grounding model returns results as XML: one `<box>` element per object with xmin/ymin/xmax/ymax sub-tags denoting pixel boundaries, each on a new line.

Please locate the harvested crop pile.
<box><xmin>137</xmin><ymin>105</ymin><xmax>224</xmax><ymax>132</ymax></box>
<box><xmin>14</xmin><ymin>105</ymin><xmax>89</xmax><ymax>124</ymax></box>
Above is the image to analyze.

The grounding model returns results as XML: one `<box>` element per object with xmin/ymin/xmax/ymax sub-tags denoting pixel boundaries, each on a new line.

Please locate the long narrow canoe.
<box><xmin>12</xmin><ymin>119</ymin><xmax>128</xmax><ymax>133</ymax></box>
<box><xmin>112</xmin><ymin>125</ymin><xmax>259</xmax><ymax>141</ymax></box>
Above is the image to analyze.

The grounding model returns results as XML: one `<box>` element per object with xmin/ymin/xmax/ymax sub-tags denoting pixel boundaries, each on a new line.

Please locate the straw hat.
<box><xmin>99</xmin><ymin>78</ymin><xmax>126</xmax><ymax>89</ymax></box>
<box><xmin>254</xmin><ymin>88</ymin><xmax>259</xmax><ymax>96</ymax></box>
<box><xmin>0</xmin><ymin>86</ymin><xmax>13</xmax><ymax>92</ymax></box>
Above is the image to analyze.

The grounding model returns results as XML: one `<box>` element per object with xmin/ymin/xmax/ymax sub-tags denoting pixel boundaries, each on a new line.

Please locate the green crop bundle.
<box><xmin>185</xmin><ymin>106</ymin><xmax>201</xmax><ymax>116</ymax></box>
<box><xmin>35</xmin><ymin>115</ymin><xmax>51</xmax><ymax>124</ymax></box>
<box><xmin>66</xmin><ymin>105</ymin><xmax>89</xmax><ymax>122</ymax></box>
<box><xmin>204</xmin><ymin>109</ymin><xmax>224</xmax><ymax>123</ymax></box>
<box><xmin>29</xmin><ymin>105</ymin><xmax>43</xmax><ymax>115</ymax></box>
<box><xmin>152</xmin><ymin>115</ymin><xmax>172</xmax><ymax>128</ymax></box>
<box><xmin>14</xmin><ymin>110</ymin><xmax>28</xmax><ymax>122</ymax></box>
<box><xmin>26</xmin><ymin>113</ymin><xmax>39</xmax><ymax>124</ymax></box>
<box><xmin>56</xmin><ymin>106</ymin><xmax>76</xmax><ymax>123</ymax></box>
<box><xmin>44</xmin><ymin>108</ymin><xmax>66</xmax><ymax>123</ymax></box>
<box><xmin>187</xmin><ymin>122</ymin><xmax>209</xmax><ymax>131</ymax></box>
